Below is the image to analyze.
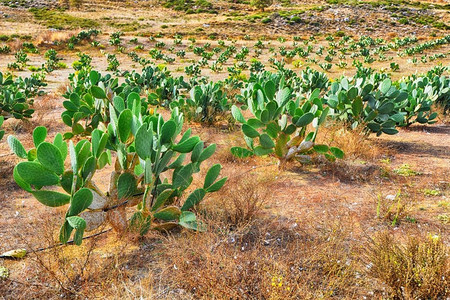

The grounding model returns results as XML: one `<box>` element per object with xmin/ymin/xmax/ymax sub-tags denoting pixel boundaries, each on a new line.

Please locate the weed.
<box><xmin>422</xmin><ymin>188</ymin><xmax>440</xmax><ymax>196</ymax></box>
<box><xmin>376</xmin><ymin>191</ymin><xmax>410</xmax><ymax>226</ymax></box>
<box><xmin>366</xmin><ymin>232</ymin><xmax>449</xmax><ymax>299</ymax></box>
<box><xmin>437</xmin><ymin>214</ymin><xmax>448</xmax><ymax>224</ymax></box>
<box><xmin>208</xmin><ymin>174</ymin><xmax>273</xmax><ymax>228</ymax></box>
<box><xmin>393</xmin><ymin>164</ymin><xmax>420</xmax><ymax>177</ymax></box>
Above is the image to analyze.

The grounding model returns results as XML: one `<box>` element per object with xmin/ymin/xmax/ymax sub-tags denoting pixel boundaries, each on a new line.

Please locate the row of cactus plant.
<box><xmin>0</xmin><ymin>72</ymin><xmax>46</xmax><ymax>120</ymax></box>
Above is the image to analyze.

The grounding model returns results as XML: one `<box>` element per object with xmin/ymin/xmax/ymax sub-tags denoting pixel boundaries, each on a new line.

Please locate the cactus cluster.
<box><xmin>325</xmin><ymin>77</ymin><xmax>405</xmax><ymax>135</ymax></box>
<box><xmin>231</xmin><ymin>80</ymin><xmax>343</xmax><ymax>166</ymax></box>
<box><xmin>8</xmin><ymin>94</ymin><xmax>226</xmax><ymax>245</ymax></box>
<box><xmin>61</xmin><ymin>69</ymin><xmax>142</xmax><ymax>138</ymax></box>
<box><xmin>0</xmin><ymin>72</ymin><xmax>46</xmax><ymax>120</ymax></box>
<box><xmin>325</xmin><ymin>67</ymin><xmax>449</xmax><ymax>134</ymax></box>
<box><xmin>171</xmin><ymin>81</ymin><xmax>229</xmax><ymax>124</ymax></box>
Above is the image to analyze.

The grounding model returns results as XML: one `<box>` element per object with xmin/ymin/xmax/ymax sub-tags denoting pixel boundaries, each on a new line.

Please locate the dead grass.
<box><xmin>318</xmin><ymin>123</ymin><xmax>385</xmax><ymax>161</ymax></box>
<box><xmin>205</xmin><ymin>173</ymin><xmax>275</xmax><ymax>228</ymax></box>
<box><xmin>157</xmin><ymin>216</ymin><xmax>363</xmax><ymax>299</ymax></box>
<box><xmin>375</xmin><ymin>190</ymin><xmax>412</xmax><ymax>226</ymax></box>
<box><xmin>365</xmin><ymin>231</ymin><xmax>449</xmax><ymax>299</ymax></box>
<box><xmin>35</xmin><ymin>30</ymin><xmax>78</xmax><ymax>47</ymax></box>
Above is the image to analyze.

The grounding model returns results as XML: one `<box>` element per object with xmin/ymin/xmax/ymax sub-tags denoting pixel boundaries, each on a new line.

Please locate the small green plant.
<box><xmin>376</xmin><ymin>191</ymin><xmax>408</xmax><ymax>226</ymax></box>
<box><xmin>422</xmin><ymin>188</ymin><xmax>440</xmax><ymax>196</ymax></box>
<box><xmin>43</xmin><ymin>49</ymin><xmax>65</xmax><ymax>73</ymax></box>
<box><xmin>437</xmin><ymin>214</ymin><xmax>449</xmax><ymax>224</ymax></box>
<box><xmin>251</xmin><ymin>0</ymin><xmax>273</xmax><ymax>11</ymax></box>
<box><xmin>7</xmin><ymin>49</ymin><xmax>29</xmax><ymax>70</ymax></box>
<box><xmin>0</xmin><ymin>45</ymin><xmax>11</xmax><ymax>54</ymax></box>
<box><xmin>109</xmin><ymin>31</ymin><xmax>123</xmax><ymax>46</ymax></box>
<box><xmin>393</xmin><ymin>164</ymin><xmax>420</xmax><ymax>177</ymax></box>
<box><xmin>72</xmin><ymin>52</ymin><xmax>92</xmax><ymax>71</ymax></box>
<box><xmin>105</xmin><ymin>53</ymin><xmax>120</xmax><ymax>72</ymax></box>
<box><xmin>390</xmin><ymin>62</ymin><xmax>400</xmax><ymax>72</ymax></box>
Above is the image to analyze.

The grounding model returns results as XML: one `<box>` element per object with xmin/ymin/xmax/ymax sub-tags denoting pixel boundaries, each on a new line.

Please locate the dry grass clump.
<box><xmin>317</xmin><ymin>123</ymin><xmax>384</xmax><ymax>161</ymax></box>
<box><xmin>35</xmin><ymin>30</ymin><xmax>78</xmax><ymax>47</ymax></box>
<box><xmin>0</xmin><ymin>215</ymin><xmax>154</xmax><ymax>299</ymax></box>
<box><xmin>205</xmin><ymin>173</ymin><xmax>274</xmax><ymax>228</ymax></box>
<box><xmin>365</xmin><ymin>232</ymin><xmax>449</xmax><ymax>299</ymax></box>
<box><xmin>158</xmin><ymin>217</ymin><xmax>363</xmax><ymax>299</ymax></box>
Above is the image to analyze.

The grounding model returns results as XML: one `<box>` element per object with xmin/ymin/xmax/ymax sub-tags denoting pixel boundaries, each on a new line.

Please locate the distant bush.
<box><xmin>164</xmin><ymin>0</ymin><xmax>217</xmax><ymax>14</ymax></box>
<box><xmin>30</xmin><ymin>8</ymin><xmax>98</xmax><ymax>30</ymax></box>
<box><xmin>251</xmin><ymin>0</ymin><xmax>273</xmax><ymax>11</ymax></box>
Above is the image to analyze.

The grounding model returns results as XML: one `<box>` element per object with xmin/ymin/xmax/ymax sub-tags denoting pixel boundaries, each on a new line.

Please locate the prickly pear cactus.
<box><xmin>0</xmin><ymin>116</ymin><xmax>4</xmax><ymax>140</ymax></box>
<box><xmin>231</xmin><ymin>80</ymin><xmax>343</xmax><ymax>167</ymax></box>
<box><xmin>8</xmin><ymin>93</ymin><xmax>226</xmax><ymax>245</ymax></box>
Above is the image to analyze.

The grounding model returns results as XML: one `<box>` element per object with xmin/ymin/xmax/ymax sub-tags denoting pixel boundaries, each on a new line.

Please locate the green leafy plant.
<box><xmin>0</xmin><ymin>72</ymin><xmax>46</xmax><ymax>120</ymax></box>
<box><xmin>326</xmin><ymin>77</ymin><xmax>405</xmax><ymax>136</ymax></box>
<box><xmin>61</xmin><ymin>69</ymin><xmax>141</xmax><ymax>138</ymax></box>
<box><xmin>397</xmin><ymin>77</ymin><xmax>437</xmax><ymax>126</ymax></box>
<box><xmin>43</xmin><ymin>49</ymin><xmax>65</xmax><ymax>73</ymax></box>
<box><xmin>7</xmin><ymin>49</ymin><xmax>29</xmax><ymax>70</ymax></box>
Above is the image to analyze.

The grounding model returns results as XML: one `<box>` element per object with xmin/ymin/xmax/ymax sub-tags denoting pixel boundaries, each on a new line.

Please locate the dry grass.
<box><xmin>365</xmin><ymin>231</ymin><xmax>449</xmax><ymax>299</ymax></box>
<box><xmin>35</xmin><ymin>30</ymin><xmax>78</xmax><ymax>47</ymax></box>
<box><xmin>375</xmin><ymin>191</ymin><xmax>412</xmax><ymax>226</ymax></box>
<box><xmin>318</xmin><ymin>123</ymin><xmax>385</xmax><ymax>161</ymax></box>
<box><xmin>205</xmin><ymin>173</ymin><xmax>275</xmax><ymax>228</ymax></box>
<box><xmin>157</xmin><ymin>216</ymin><xmax>363</xmax><ymax>299</ymax></box>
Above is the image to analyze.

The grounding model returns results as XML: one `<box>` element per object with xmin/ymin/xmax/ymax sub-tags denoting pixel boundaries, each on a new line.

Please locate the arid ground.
<box><xmin>0</xmin><ymin>0</ymin><xmax>449</xmax><ymax>299</ymax></box>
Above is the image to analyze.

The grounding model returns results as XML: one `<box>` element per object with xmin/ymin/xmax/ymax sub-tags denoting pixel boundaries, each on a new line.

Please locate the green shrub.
<box><xmin>251</xmin><ymin>0</ymin><xmax>273</xmax><ymax>11</ymax></box>
<box><xmin>231</xmin><ymin>82</ymin><xmax>342</xmax><ymax>167</ymax></box>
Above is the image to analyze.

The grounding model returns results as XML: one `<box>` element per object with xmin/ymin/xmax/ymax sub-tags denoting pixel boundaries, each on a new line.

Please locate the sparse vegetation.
<box><xmin>30</xmin><ymin>8</ymin><xmax>99</xmax><ymax>30</ymax></box>
<box><xmin>0</xmin><ymin>0</ymin><xmax>449</xmax><ymax>298</ymax></box>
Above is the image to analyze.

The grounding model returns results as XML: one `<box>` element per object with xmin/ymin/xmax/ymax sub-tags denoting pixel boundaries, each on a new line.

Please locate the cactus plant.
<box><xmin>61</xmin><ymin>69</ymin><xmax>142</xmax><ymax>138</ymax></box>
<box><xmin>325</xmin><ymin>77</ymin><xmax>406</xmax><ymax>136</ymax></box>
<box><xmin>8</xmin><ymin>101</ymin><xmax>226</xmax><ymax>245</ymax></box>
<box><xmin>171</xmin><ymin>81</ymin><xmax>229</xmax><ymax>124</ymax></box>
<box><xmin>398</xmin><ymin>77</ymin><xmax>438</xmax><ymax>126</ymax></box>
<box><xmin>231</xmin><ymin>80</ymin><xmax>342</xmax><ymax>167</ymax></box>
<box><xmin>0</xmin><ymin>72</ymin><xmax>45</xmax><ymax>120</ymax></box>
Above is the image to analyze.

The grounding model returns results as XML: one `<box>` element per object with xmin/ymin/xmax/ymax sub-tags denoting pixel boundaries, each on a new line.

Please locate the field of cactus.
<box><xmin>0</xmin><ymin>0</ymin><xmax>449</xmax><ymax>298</ymax></box>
